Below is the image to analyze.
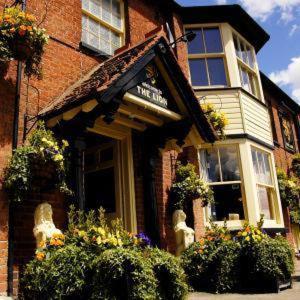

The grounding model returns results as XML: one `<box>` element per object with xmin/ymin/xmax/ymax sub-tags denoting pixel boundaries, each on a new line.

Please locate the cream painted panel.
<box><xmin>241</xmin><ymin>93</ymin><xmax>273</xmax><ymax>145</ymax></box>
<box><xmin>196</xmin><ymin>90</ymin><xmax>245</xmax><ymax>136</ymax></box>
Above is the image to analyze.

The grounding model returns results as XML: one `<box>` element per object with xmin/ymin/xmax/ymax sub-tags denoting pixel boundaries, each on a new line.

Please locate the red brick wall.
<box><xmin>264</xmin><ymin>88</ymin><xmax>300</xmax><ymax>248</ymax></box>
<box><xmin>0</xmin><ymin>0</ymin><xmax>190</xmax><ymax>294</ymax></box>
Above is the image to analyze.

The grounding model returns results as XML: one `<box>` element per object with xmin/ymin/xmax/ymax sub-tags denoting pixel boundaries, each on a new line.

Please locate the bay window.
<box><xmin>233</xmin><ymin>34</ymin><xmax>260</xmax><ymax>98</ymax></box>
<box><xmin>82</xmin><ymin>0</ymin><xmax>124</xmax><ymax>55</ymax></box>
<box><xmin>251</xmin><ymin>147</ymin><xmax>276</xmax><ymax>220</ymax></box>
<box><xmin>200</xmin><ymin>145</ymin><xmax>245</xmax><ymax>222</ymax></box>
<box><xmin>187</xmin><ymin>27</ymin><xmax>228</xmax><ymax>87</ymax></box>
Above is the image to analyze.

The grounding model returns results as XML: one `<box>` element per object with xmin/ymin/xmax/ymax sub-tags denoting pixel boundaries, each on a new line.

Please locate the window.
<box><xmin>200</xmin><ymin>146</ymin><xmax>245</xmax><ymax>222</ymax></box>
<box><xmin>82</xmin><ymin>0</ymin><xmax>124</xmax><ymax>55</ymax></box>
<box><xmin>251</xmin><ymin>147</ymin><xmax>276</xmax><ymax>220</ymax></box>
<box><xmin>187</xmin><ymin>27</ymin><xmax>227</xmax><ymax>87</ymax></box>
<box><xmin>233</xmin><ymin>34</ymin><xmax>260</xmax><ymax>97</ymax></box>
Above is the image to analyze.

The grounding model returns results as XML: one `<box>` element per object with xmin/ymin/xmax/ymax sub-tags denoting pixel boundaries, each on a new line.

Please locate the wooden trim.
<box><xmin>123</xmin><ymin>92</ymin><xmax>182</xmax><ymax>121</ymax></box>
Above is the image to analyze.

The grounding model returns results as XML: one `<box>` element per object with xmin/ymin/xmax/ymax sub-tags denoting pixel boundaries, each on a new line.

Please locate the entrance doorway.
<box><xmin>82</xmin><ymin>130</ymin><xmax>136</xmax><ymax>232</ymax></box>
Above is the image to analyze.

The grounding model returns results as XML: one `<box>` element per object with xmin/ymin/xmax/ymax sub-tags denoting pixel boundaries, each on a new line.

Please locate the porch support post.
<box><xmin>74</xmin><ymin>138</ymin><xmax>86</xmax><ymax>210</ymax></box>
<box><xmin>143</xmin><ymin>147</ymin><xmax>161</xmax><ymax>247</ymax></box>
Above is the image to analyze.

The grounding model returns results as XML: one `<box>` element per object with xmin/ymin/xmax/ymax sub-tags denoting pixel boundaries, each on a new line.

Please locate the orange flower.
<box><xmin>18</xmin><ymin>25</ymin><xmax>27</xmax><ymax>36</ymax></box>
<box><xmin>199</xmin><ymin>249</ymin><xmax>204</xmax><ymax>254</ymax></box>
<box><xmin>36</xmin><ymin>252</ymin><xmax>45</xmax><ymax>261</ymax></box>
<box><xmin>4</xmin><ymin>15</ymin><xmax>11</xmax><ymax>21</ymax></box>
<box><xmin>9</xmin><ymin>27</ymin><xmax>16</xmax><ymax>33</ymax></box>
<box><xmin>245</xmin><ymin>226</ymin><xmax>251</xmax><ymax>233</ymax></box>
<box><xmin>26</xmin><ymin>26</ymin><xmax>32</xmax><ymax>32</ymax></box>
<box><xmin>38</xmin><ymin>240</ymin><xmax>46</xmax><ymax>248</ymax></box>
<box><xmin>26</xmin><ymin>14</ymin><xmax>36</xmax><ymax>22</ymax></box>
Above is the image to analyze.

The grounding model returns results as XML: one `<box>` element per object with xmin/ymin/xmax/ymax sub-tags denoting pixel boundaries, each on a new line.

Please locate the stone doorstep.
<box><xmin>0</xmin><ymin>297</ymin><xmax>12</xmax><ymax>300</ymax></box>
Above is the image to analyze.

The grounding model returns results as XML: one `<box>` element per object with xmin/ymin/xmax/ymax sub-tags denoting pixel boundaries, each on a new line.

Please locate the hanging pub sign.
<box><xmin>279</xmin><ymin>112</ymin><xmax>295</xmax><ymax>151</ymax></box>
<box><xmin>128</xmin><ymin>63</ymin><xmax>178</xmax><ymax>112</ymax></box>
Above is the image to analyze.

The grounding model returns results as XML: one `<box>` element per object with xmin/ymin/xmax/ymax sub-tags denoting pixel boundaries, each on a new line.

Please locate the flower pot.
<box><xmin>11</xmin><ymin>39</ymin><xmax>33</xmax><ymax>61</ymax></box>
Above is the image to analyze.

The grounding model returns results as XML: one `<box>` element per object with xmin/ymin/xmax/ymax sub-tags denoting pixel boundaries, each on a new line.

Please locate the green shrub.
<box><xmin>145</xmin><ymin>248</ymin><xmax>188</xmax><ymax>300</ymax></box>
<box><xmin>181</xmin><ymin>239</ymin><xmax>240</xmax><ymax>293</ymax></box>
<box><xmin>240</xmin><ymin>236</ymin><xmax>295</xmax><ymax>290</ymax></box>
<box><xmin>21</xmin><ymin>245</ymin><xmax>94</xmax><ymax>300</ymax></box>
<box><xmin>91</xmin><ymin>248</ymin><xmax>158</xmax><ymax>300</ymax></box>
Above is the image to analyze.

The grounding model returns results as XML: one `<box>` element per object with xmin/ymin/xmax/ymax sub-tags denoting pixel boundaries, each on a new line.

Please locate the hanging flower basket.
<box><xmin>0</xmin><ymin>6</ymin><xmax>48</xmax><ymax>78</ymax></box>
<box><xmin>3</xmin><ymin>122</ymin><xmax>73</xmax><ymax>203</ymax></box>
<box><xmin>11</xmin><ymin>38</ymin><xmax>34</xmax><ymax>61</ymax></box>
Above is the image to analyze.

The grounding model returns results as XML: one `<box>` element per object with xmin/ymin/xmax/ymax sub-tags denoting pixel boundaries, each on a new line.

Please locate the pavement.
<box><xmin>189</xmin><ymin>259</ymin><xmax>300</xmax><ymax>300</ymax></box>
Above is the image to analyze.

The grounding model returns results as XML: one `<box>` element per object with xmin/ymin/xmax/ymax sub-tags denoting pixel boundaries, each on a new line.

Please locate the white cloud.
<box><xmin>216</xmin><ymin>0</ymin><xmax>227</xmax><ymax>4</ymax></box>
<box><xmin>238</xmin><ymin>0</ymin><xmax>300</xmax><ymax>22</ymax></box>
<box><xmin>269</xmin><ymin>56</ymin><xmax>300</xmax><ymax>103</ymax></box>
<box><xmin>289</xmin><ymin>24</ymin><xmax>300</xmax><ymax>36</ymax></box>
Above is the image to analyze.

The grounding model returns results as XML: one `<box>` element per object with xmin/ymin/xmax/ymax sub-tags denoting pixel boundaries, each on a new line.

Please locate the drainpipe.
<box><xmin>7</xmin><ymin>0</ymin><xmax>26</xmax><ymax>296</ymax></box>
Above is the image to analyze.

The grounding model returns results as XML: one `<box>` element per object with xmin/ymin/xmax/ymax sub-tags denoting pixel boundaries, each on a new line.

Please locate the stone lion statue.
<box><xmin>173</xmin><ymin>210</ymin><xmax>195</xmax><ymax>256</ymax></box>
<box><xmin>33</xmin><ymin>202</ymin><xmax>62</xmax><ymax>248</ymax></box>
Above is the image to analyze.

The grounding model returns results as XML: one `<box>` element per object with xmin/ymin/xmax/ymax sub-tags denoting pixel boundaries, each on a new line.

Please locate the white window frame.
<box><xmin>233</xmin><ymin>32</ymin><xmax>261</xmax><ymax>98</ymax></box>
<box><xmin>185</xmin><ymin>25</ymin><xmax>229</xmax><ymax>88</ymax></box>
<box><xmin>199</xmin><ymin>144</ymin><xmax>247</xmax><ymax>228</ymax></box>
<box><xmin>251</xmin><ymin>146</ymin><xmax>277</xmax><ymax>221</ymax></box>
<box><xmin>82</xmin><ymin>0</ymin><xmax>125</xmax><ymax>55</ymax></box>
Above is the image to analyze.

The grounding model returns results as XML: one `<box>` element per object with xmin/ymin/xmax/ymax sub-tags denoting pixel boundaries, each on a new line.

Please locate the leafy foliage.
<box><xmin>201</xmin><ymin>103</ymin><xmax>229</xmax><ymax>138</ymax></box>
<box><xmin>3</xmin><ymin>121</ymin><xmax>72</xmax><ymax>203</ymax></box>
<box><xmin>91</xmin><ymin>248</ymin><xmax>158</xmax><ymax>300</ymax></box>
<box><xmin>182</xmin><ymin>220</ymin><xmax>295</xmax><ymax>293</ymax></box>
<box><xmin>145</xmin><ymin>248</ymin><xmax>188</xmax><ymax>300</ymax></box>
<box><xmin>22</xmin><ymin>207</ymin><xmax>187</xmax><ymax>300</ymax></box>
<box><xmin>181</xmin><ymin>222</ymin><xmax>240</xmax><ymax>293</ymax></box>
<box><xmin>277</xmin><ymin>168</ymin><xmax>300</xmax><ymax>224</ymax></box>
<box><xmin>0</xmin><ymin>6</ymin><xmax>48</xmax><ymax>78</ymax></box>
<box><xmin>240</xmin><ymin>236</ymin><xmax>295</xmax><ymax>291</ymax></box>
<box><xmin>292</xmin><ymin>153</ymin><xmax>300</xmax><ymax>179</ymax></box>
<box><xmin>170</xmin><ymin>163</ymin><xmax>213</xmax><ymax>211</ymax></box>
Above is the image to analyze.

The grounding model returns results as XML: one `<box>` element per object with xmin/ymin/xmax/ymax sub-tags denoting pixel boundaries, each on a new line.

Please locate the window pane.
<box><xmin>112</xmin><ymin>0</ymin><xmax>121</xmax><ymax>29</ymax></box>
<box><xmin>189</xmin><ymin>59</ymin><xmax>208</xmax><ymax>86</ymax></box>
<box><xmin>204</xmin><ymin>27</ymin><xmax>223</xmax><ymax>53</ymax></box>
<box><xmin>90</xmin><ymin>0</ymin><xmax>101</xmax><ymax>18</ymax></box>
<box><xmin>219</xmin><ymin>146</ymin><xmax>240</xmax><ymax>181</ymax></box>
<box><xmin>262</xmin><ymin>153</ymin><xmax>272</xmax><ymax>185</ymax></box>
<box><xmin>210</xmin><ymin>184</ymin><xmax>244</xmax><ymax>221</ymax></box>
<box><xmin>257</xmin><ymin>186</ymin><xmax>273</xmax><ymax>219</ymax></box>
<box><xmin>249</xmin><ymin>73</ymin><xmax>257</xmax><ymax>96</ymax></box>
<box><xmin>233</xmin><ymin>35</ymin><xmax>241</xmax><ymax>58</ymax></box>
<box><xmin>187</xmin><ymin>29</ymin><xmax>205</xmax><ymax>54</ymax></box>
<box><xmin>207</xmin><ymin>58</ymin><xmax>227</xmax><ymax>86</ymax></box>
<box><xmin>82</xmin><ymin>0</ymin><xmax>89</xmax><ymax>10</ymax></box>
<box><xmin>241</xmin><ymin>42</ymin><xmax>248</xmax><ymax>64</ymax></box>
<box><xmin>251</xmin><ymin>148</ymin><xmax>259</xmax><ymax>176</ymax></box>
<box><xmin>200</xmin><ymin>148</ymin><xmax>220</xmax><ymax>182</ymax></box>
<box><xmin>252</xmin><ymin>148</ymin><xmax>273</xmax><ymax>185</ymax></box>
<box><xmin>102</xmin><ymin>0</ymin><xmax>111</xmax><ymax>23</ymax></box>
<box><xmin>246</xmin><ymin>46</ymin><xmax>254</xmax><ymax>68</ymax></box>
<box><xmin>240</xmin><ymin>67</ymin><xmax>251</xmax><ymax>92</ymax></box>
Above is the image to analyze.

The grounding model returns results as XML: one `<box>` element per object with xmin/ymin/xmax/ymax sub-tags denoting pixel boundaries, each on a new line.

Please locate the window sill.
<box><xmin>205</xmin><ymin>220</ymin><xmax>245</xmax><ymax>231</ymax></box>
<box><xmin>80</xmin><ymin>42</ymin><xmax>112</xmax><ymax>58</ymax></box>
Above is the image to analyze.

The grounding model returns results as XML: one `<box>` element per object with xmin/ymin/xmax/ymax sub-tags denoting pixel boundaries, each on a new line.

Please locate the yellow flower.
<box><xmin>96</xmin><ymin>236</ymin><xmax>102</xmax><ymax>245</ymax></box>
<box><xmin>36</xmin><ymin>252</ymin><xmax>45</xmax><ymax>261</ymax></box>
<box><xmin>62</xmin><ymin>140</ymin><xmax>69</xmax><ymax>147</ymax></box>
<box><xmin>53</xmin><ymin>154</ymin><xmax>63</xmax><ymax>161</ymax></box>
<box><xmin>97</xmin><ymin>227</ymin><xmax>106</xmax><ymax>236</ymax></box>
<box><xmin>242</xmin><ymin>232</ymin><xmax>248</xmax><ymax>237</ymax></box>
<box><xmin>38</xmin><ymin>241</ymin><xmax>46</xmax><ymax>248</ymax></box>
<box><xmin>245</xmin><ymin>236</ymin><xmax>250</xmax><ymax>242</ymax></box>
<box><xmin>42</xmin><ymin>137</ymin><xmax>47</xmax><ymax>142</ymax></box>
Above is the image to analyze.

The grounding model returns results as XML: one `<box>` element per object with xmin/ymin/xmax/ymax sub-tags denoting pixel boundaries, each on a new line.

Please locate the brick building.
<box><xmin>0</xmin><ymin>1</ymin><xmax>298</xmax><ymax>297</ymax></box>
<box><xmin>261</xmin><ymin>72</ymin><xmax>300</xmax><ymax>251</ymax></box>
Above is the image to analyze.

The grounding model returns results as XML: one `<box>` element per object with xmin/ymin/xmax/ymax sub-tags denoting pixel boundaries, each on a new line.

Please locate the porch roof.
<box><xmin>39</xmin><ymin>34</ymin><xmax>218</xmax><ymax>143</ymax></box>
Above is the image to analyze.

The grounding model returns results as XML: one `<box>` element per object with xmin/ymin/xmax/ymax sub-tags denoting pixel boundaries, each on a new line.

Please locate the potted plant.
<box><xmin>0</xmin><ymin>6</ymin><xmax>48</xmax><ymax>78</ymax></box>
<box><xmin>170</xmin><ymin>163</ymin><xmax>214</xmax><ymax>213</ymax></box>
<box><xmin>3</xmin><ymin>121</ymin><xmax>72</xmax><ymax>203</ymax></box>
<box><xmin>201</xmin><ymin>103</ymin><xmax>229</xmax><ymax>138</ymax></box>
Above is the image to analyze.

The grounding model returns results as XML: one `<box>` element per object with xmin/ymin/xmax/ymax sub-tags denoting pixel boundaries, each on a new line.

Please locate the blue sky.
<box><xmin>176</xmin><ymin>0</ymin><xmax>300</xmax><ymax>103</ymax></box>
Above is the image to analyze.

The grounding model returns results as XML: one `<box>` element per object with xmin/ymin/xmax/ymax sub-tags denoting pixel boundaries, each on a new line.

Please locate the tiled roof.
<box><xmin>39</xmin><ymin>35</ymin><xmax>161</xmax><ymax>117</ymax></box>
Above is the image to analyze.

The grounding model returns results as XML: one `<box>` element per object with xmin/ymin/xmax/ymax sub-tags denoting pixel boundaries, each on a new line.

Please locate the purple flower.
<box><xmin>136</xmin><ymin>232</ymin><xmax>152</xmax><ymax>247</ymax></box>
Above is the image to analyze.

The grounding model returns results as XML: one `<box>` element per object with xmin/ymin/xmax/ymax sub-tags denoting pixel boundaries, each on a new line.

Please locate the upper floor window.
<box><xmin>187</xmin><ymin>27</ymin><xmax>228</xmax><ymax>87</ymax></box>
<box><xmin>82</xmin><ymin>0</ymin><xmax>124</xmax><ymax>56</ymax></box>
<box><xmin>233</xmin><ymin>34</ymin><xmax>259</xmax><ymax>98</ymax></box>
